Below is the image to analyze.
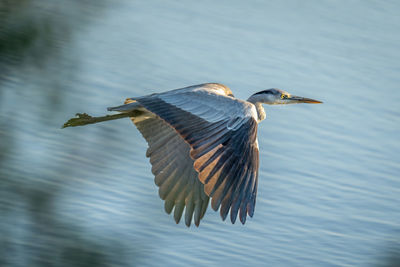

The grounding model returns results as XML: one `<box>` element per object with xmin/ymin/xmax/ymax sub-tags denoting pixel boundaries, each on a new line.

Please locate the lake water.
<box><xmin>1</xmin><ymin>1</ymin><xmax>399</xmax><ymax>266</ymax></box>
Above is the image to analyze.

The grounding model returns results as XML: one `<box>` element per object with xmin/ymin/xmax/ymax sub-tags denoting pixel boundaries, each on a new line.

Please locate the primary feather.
<box><xmin>110</xmin><ymin>83</ymin><xmax>260</xmax><ymax>226</ymax></box>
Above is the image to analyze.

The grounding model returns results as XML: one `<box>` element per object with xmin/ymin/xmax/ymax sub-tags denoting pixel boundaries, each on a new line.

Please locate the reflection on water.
<box><xmin>1</xmin><ymin>0</ymin><xmax>400</xmax><ymax>266</ymax></box>
<box><xmin>0</xmin><ymin>1</ymin><xmax>132</xmax><ymax>266</ymax></box>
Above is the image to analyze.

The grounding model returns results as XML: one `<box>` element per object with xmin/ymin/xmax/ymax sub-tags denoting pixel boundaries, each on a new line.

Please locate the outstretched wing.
<box><xmin>135</xmin><ymin>83</ymin><xmax>259</xmax><ymax>224</ymax></box>
<box><xmin>130</xmin><ymin>108</ymin><xmax>209</xmax><ymax>227</ymax></box>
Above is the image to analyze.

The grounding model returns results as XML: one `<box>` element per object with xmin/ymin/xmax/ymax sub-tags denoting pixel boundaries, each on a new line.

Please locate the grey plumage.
<box><xmin>128</xmin><ymin>85</ymin><xmax>259</xmax><ymax>226</ymax></box>
<box><xmin>64</xmin><ymin>82</ymin><xmax>322</xmax><ymax>227</ymax></box>
<box><xmin>132</xmin><ymin>110</ymin><xmax>209</xmax><ymax>227</ymax></box>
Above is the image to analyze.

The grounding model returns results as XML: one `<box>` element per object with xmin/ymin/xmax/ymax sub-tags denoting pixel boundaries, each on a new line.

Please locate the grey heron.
<box><xmin>63</xmin><ymin>83</ymin><xmax>322</xmax><ymax>227</ymax></box>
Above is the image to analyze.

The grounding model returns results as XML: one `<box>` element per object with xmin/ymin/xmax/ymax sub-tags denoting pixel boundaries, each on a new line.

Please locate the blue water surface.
<box><xmin>0</xmin><ymin>1</ymin><xmax>399</xmax><ymax>266</ymax></box>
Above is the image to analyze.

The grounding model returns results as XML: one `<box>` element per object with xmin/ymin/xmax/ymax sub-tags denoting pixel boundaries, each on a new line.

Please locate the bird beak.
<box><xmin>287</xmin><ymin>95</ymin><xmax>323</xmax><ymax>104</ymax></box>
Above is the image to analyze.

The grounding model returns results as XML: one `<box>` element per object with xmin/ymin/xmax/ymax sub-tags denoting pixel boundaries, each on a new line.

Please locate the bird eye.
<box><xmin>281</xmin><ymin>94</ymin><xmax>287</xmax><ymax>99</ymax></box>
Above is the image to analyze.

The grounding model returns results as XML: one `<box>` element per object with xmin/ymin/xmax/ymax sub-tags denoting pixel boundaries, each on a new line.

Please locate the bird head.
<box><xmin>248</xmin><ymin>88</ymin><xmax>322</xmax><ymax>105</ymax></box>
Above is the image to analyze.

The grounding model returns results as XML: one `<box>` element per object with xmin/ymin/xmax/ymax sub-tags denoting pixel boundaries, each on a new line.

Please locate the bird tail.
<box><xmin>107</xmin><ymin>98</ymin><xmax>140</xmax><ymax>112</ymax></box>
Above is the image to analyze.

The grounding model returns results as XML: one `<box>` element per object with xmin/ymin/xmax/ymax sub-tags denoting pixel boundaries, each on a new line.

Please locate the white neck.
<box><xmin>247</xmin><ymin>95</ymin><xmax>267</xmax><ymax>122</ymax></box>
<box><xmin>254</xmin><ymin>102</ymin><xmax>266</xmax><ymax>122</ymax></box>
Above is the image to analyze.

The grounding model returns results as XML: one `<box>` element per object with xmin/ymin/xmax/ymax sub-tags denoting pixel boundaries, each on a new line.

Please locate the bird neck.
<box><xmin>253</xmin><ymin>102</ymin><xmax>266</xmax><ymax>122</ymax></box>
<box><xmin>247</xmin><ymin>94</ymin><xmax>267</xmax><ymax>122</ymax></box>
<box><xmin>247</xmin><ymin>97</ymin><xmax>266</xmax><ymax>122</ymax></box>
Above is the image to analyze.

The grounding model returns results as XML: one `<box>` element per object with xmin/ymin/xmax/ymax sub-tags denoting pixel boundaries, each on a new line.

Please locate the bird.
<box><xmin>63</xmin><ymin>83</ymin><xmax>322</xmax><ymax>227</ymax></box>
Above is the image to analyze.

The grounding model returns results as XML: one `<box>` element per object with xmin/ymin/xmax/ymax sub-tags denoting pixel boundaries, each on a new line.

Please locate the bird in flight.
<box><xmin>63</xmin><ymin>83</ymin><xmax>322</xmax><ymax>227</ymax></box>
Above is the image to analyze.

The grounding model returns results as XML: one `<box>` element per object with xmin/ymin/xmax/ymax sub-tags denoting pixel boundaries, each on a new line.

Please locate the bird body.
<box><xmin>63</xmin><ymin>83</ymin><xmax>322</xmax><ymax>227</ymax></box>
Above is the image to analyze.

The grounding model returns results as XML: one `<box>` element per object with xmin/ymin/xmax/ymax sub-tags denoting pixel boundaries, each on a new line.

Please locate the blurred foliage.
<box><xmin>0</xmin><ymin>0</ymin><xmax>65</xmax><ymax>70</ymax></box>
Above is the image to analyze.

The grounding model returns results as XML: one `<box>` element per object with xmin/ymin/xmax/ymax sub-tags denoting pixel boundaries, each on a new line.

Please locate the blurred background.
<box><xmin>1</xmin><ymin>0</ymin><xmax>399</xmax><ymax>266</ymax></box>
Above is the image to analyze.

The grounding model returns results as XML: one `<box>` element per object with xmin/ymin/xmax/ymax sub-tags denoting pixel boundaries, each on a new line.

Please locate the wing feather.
<box><xmin>135</xmin><ymin>84</ymin><xmax>259</xmax><ymax>224</ymax></box>
<box><xmin>132</xmin><ymin>111</ymin><xmax>210</xmax><ymax>227</ymax></box>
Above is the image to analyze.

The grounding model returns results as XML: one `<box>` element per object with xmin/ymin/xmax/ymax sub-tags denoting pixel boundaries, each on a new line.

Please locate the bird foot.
<box><xmin>62</xmin><ymin>113</ymin><xmax>95</xmax><ymax>128</ymax></box>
